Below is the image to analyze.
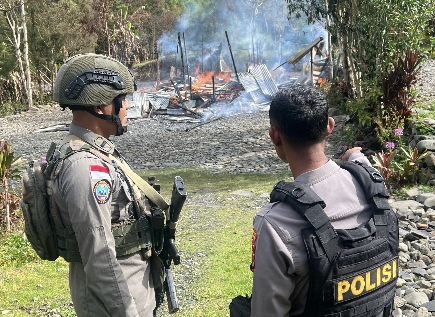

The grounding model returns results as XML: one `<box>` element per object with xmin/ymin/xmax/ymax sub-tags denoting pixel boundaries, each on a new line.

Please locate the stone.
<box><xmin>415</xmin><ymin>307</ymin><xmax>430</xmax><ymax>317</ymax></box>
<box><xmin>406</xmin><ymin>188</ymin><xmax>424</xmax><ymax>198</ymax></box>
<box><xmin>404</xmin><ymin>291</ymin><xmax>429</xmax><ymax>307</ymax></box>
<box><xmin>399</xmin><ymin>242</ymin><xmax>409</xmax><ymax>252</ymax></box>
<box><xmin>392</xmin><ymin>308</ymin><xmax>403</xmax><ymax>317</ymax></box>
<box><xmin>418</xmin><ymin>280</ymin><xmax>432</xmax><ymax>289</ymax></box>
<box><xmin>408</xmin><ymin>260</ymin><xmax>428</xmax><ymax>269</ymax></box>
<box><xmin>425</xmin><ymin>197</ymin><xmax>435</xmax><ymax>209</ymax></box>
<box><xmin>421</xmin><ymin>300</ymin><xmax>435</xmax><ymax>311</ymax></box>
<box><xmin>390</xmin><ymin>200</ymin><xmax>424</xmax><ymax>211</ymax></box>
<box><xmin>417</xmin><ymin>140</ymin><xmax>435</xmax><ymax>153</ymax></box>
<box><xmin>418</xmin><ymin>193</ymin><xmax>435</xmax><ymax>204</ymax></box>
<box><xmin>425</xmin><ymin>154</ymin><xmax>435</xmax><ymax>167</ymax></box>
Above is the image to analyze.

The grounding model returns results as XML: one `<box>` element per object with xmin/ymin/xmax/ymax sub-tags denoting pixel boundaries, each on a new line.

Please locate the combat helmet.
<box><xmin>53</xmin><ymin>53</ymin><xmax>137</xmax><ymax>135</ymax></box>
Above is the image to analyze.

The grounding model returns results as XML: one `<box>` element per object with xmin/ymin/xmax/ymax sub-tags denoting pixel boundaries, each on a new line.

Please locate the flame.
<box><xmin>192</xmin><ymin>71</ymin><xmax>231</xmax><ymax>90</ymax></box>
<box><xmin>193</xmin><ymin>62</ymin><xmax>201</xmax><ymax>75</ymax></box>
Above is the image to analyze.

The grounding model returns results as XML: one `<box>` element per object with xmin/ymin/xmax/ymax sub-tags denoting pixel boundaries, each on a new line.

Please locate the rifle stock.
<box><xmin>165</xmin><ymin>268</ymin><xmax>179</xmax><ymax>313</ymax></box>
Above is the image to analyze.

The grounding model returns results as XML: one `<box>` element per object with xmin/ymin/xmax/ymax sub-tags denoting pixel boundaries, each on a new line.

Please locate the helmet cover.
<box><xmin>53</xmin><ymin>53</ymin><xmax>135</xmax><ymax>107</ymax></box>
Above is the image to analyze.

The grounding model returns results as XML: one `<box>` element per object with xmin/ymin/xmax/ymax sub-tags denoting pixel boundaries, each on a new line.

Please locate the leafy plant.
<box><xmin>0</xmin><ymin>141</ymin><xmax>23</xmax><ymax>231</ymax></box>
<box><xmin>392</xmin><ymin>146</ymin><xmax>429</xmax><ymax>185</ymax></box>
<box><xmin>413</xmin><ymin>120</ymin><xmax>435</xmax><ymax>135</ymax></box>
<box><xmin>372</xmin><ymin>150</ymin><xmax>396</xmax><ymax>184</ymax></box>
<box><xmin>381</xmin><ymin>50</ymin><xmax>422</xmax><ymax>126</ymax></box>
<box><xmin>346</xmin><ymin>83</ymin><xmax>383</xmax><ymax>128</ymax></box>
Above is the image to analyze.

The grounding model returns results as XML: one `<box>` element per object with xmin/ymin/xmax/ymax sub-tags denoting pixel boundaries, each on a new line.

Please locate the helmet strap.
<box><xmin>70</xmin><ymin>95</ymin><xmax>127</xmax><ymax>136</ymax></box>
<box><xmin>82</xmin><ymin>108</ymin><xmax>126</xmax><ymax>136</ymax></box>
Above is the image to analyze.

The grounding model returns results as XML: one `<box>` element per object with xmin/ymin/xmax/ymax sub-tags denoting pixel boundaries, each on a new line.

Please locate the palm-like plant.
<box><xmin>372</xmin><ymin>150</ymin><xmax>396</xmax><ymax>183</ymax></box>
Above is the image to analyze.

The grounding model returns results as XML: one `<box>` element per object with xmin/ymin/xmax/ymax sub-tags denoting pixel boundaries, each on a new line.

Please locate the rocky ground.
<box><xmin>2</xmin><ymin>60</ymin><xmax>435</xmax><ymax>316</ymax></box>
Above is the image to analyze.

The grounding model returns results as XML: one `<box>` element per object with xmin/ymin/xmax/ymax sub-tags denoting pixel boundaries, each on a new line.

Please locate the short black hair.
<box><xmin>269</xmin><ymin>84</ymin><xmax>328</xmax><ymax>147</ymax></box>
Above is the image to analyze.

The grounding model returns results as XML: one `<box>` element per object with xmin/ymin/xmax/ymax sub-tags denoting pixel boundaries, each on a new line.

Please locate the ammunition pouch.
<box><xmin>151</xmin><ymin>207</ymin><xmax>165</xmax><ymax>254</ymax></box>
<box><xmin>56</xmin><ymin>218</ymin><xmax>153</xmax><ymax>262</ymax></box>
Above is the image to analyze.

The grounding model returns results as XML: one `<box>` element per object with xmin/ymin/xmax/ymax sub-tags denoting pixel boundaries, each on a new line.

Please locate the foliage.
<box><xmin>286</xmin><ymin>0</ymin><xmax>435</xmax><ymax>98</ymax></box>
<box><xmin>413</xmin><ymin>119</ymin><xmax>435</xmax><ymax>136</ymax></box>
<box><xmin>372</xmin><ymin>150</ymin><xmax>395</xmax><ymax>183</ymax></box>
<box><xmin>371</xmin><ymin>128</ymin><xmax>429</xmax><ymax>190</ymax></box>
<box><xmin>381</xmin><ymin>50</ymin><xmax>422</xmax><ymax>127</ymax></box>
<box><xmin>0</xmin><ymin>233</ymin><xmax>39</xmax><ymax>267</ymax></box>
<box><xmin>317</xmin><ymin>79</ymin><xmax>348</xmax><ymax>112</ymax></box>
<box><xmin>345</xmin><ymin>82</ymin><xmax>383</xmax><ymax>128</ymax></box>
<box><xmin>0</xmin><ymin>140</ymin><xmax>23</xmax><ymax>230</ymax></box>
<box><xmin>0</xmin><ymin>100</ymin><xmax>26</xmax><ymax>117</ymax></box>
<box><xmin>0</xmin><ymin>140</ymin><xmax>22</xmax><ymax>185</ymax></box>
<box><xmin>392</xmin><ymin>146</ymin><xmax>429</xmax><ymax>185</ymax></box>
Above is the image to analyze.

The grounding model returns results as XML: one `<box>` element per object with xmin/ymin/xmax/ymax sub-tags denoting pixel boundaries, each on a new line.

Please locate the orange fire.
<box><xmin>191</xmin><ymin>71</ymin><xmax>232</xmax><ymax>90</ymax></box>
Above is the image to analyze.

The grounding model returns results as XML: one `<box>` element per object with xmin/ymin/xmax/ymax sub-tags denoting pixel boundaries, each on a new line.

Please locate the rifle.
<box><xmin>159</xmin><ymin>176</ymin><xmax>187</xmax><ymax>313</ymax></box>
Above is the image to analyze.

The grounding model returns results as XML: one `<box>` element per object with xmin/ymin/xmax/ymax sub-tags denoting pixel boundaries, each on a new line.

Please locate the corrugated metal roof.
<box><xmin>249</xmin><ymin>64</ymin><xmax>278</xmax><ymax>97</ymax></box>
<box><xmin>148</xmin><ymin>92</ymin><xmax>176</xmax><ymax>110</ymax></box>
<box><xmin>238</xmin><ymin>72</ymin><xmax>259</xmax><ymax>93</ymax></box>
<box><xmin>216</xmin><ymin>81</ymin><xmax>240</xmax><ymax>91</ymax></box>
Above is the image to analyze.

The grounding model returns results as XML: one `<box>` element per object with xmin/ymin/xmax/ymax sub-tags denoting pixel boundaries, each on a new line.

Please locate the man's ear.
<box><xmin>94</xmin><ymin>105</ymin><xmax>103</xmax><ymax>114</ymax></box>
<box><xmin>325</xmin><ymin>117</ymin><xmax>335</xmax><ymax>137</ymax></box>
<box><xmin>269</xmin><ymin>126</ymin><xmax>282</xmax><ymax>146</ymax></box>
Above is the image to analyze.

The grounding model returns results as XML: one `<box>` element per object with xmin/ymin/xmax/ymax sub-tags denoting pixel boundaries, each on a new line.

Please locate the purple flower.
<box><xmin>385</xmin><ymin>142</ymin><xmax>395</xmax><ymax>149</ymax></box>
<box><xmin>393</xmin><ymin>128</ymin><xmax>403</xmax><ymax>136</ymax></box>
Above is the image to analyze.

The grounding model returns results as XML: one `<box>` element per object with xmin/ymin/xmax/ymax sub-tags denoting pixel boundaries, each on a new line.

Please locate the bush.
<box><xmin>0</xmin><ymin>101</ymin><xmax>26</xmax><ymax>117</ymax></box>
<box><xmin>0</xmin><ymin>233</ymin><xmax>39</xmax><ymax>267</ymax></box>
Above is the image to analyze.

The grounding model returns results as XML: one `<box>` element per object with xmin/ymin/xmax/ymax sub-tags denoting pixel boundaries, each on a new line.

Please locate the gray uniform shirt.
<box><xmin>251</xmin><ymin>154</ymin><xmax>373</xmax><ymax>317</ymax></box>
<box><xmin>52</xmin><ymin>124</ymin><xmax>154</xmax><ymax>317</ymax></box>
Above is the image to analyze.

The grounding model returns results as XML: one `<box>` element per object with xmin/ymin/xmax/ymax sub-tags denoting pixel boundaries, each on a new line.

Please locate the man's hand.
<box><xmin>342</xmin><ymin>147</ymin><xmax>363</xmax><ymax>162</ymax></box>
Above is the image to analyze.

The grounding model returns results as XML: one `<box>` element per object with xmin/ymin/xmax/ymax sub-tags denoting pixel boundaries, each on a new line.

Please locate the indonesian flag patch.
<box><xmin>89</xmin><ymin>165</ymin><xmax>111</xmax><ymax>181</ymax></box>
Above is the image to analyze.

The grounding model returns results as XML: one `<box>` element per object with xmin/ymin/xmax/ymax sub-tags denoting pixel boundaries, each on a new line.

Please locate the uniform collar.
<box><xmin>69</xmin><ymin>123</ymin><xmax>115</xmax><ymax>155</ymax></box>
<box><xmin>295</xmin><ymin>159</ymin><xmax>340</xmax><ymax>186</ymax></box>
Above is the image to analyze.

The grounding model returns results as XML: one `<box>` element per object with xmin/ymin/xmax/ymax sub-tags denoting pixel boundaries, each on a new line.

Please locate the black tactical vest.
<box><xmin>270</xmin><ymin>161</ymin><xmax>399</xmax><ymax>317</ymax></box>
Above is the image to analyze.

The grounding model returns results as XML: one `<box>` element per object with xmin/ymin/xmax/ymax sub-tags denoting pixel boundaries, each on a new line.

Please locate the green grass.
<box><xmin>0</xmin><ymin>168</ymin><xmax>291</xmax><ymax>317</ymax></box>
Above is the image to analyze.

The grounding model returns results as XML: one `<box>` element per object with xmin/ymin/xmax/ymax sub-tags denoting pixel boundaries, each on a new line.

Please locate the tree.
<box><xmin>0</xmin><ymin>0</ymin><xmax>32</xmax><ymax>109</ymax></box>
<box><xmin>26</xmin><ymin>0</ymin><xmax>97</xmax><ymax>102</ymax></box>
<box><xmin>286</xmin><ymin>0</ymin><xmax>435</xmax><ymax>96</ymax></box>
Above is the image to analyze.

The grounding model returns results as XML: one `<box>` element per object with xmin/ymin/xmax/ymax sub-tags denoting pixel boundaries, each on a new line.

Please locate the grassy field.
<box><xmin>0</xmin><ymin>168</ymin><xmax>291</xmax><ymax>317</ymax></box>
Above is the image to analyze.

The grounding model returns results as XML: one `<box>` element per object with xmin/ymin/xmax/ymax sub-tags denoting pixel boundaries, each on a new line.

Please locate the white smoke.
<box><xmin>158</xmin><ymin>0</ymin><xmax>328</xmax><ymax>72</ymax></box>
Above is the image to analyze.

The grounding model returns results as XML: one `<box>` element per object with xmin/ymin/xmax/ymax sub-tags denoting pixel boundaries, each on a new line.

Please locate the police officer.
<box><xmin>250</xmin><ymin>84</ymin><xmax>391</xmax><ymax>316</ymax></box>
<box><xmin>51</xmin><ymin>53</ymin><xmax>155</xmax><ymax>317</ymax></box>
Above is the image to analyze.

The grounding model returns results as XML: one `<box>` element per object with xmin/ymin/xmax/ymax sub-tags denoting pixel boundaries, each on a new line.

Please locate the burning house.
<box><xmin>126</xmin><ymin>34</ymin><xmax>329</xmax><ymax>124</ymax></box>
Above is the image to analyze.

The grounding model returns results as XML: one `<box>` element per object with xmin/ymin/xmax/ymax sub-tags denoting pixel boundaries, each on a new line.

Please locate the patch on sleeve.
<box><xmin>93</xmin><ymin>180</ymin><xmax>112</xmax><ymax>204</ymax></box>
<box><xmin>89</xmin><ymin>165</ymin><xmax>111</xmax><ymax>181</ymax></box>
<box><xmin>250</xmin><ymin>228</ymin><xmax>257</xmax><ymax>272</ymax></box>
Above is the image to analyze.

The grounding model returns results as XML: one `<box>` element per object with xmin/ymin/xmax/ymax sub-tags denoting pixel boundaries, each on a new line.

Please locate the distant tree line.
<box><xmin>0</xmin><ymin>0</ymin><xmax>434</xmax><ymax>116</ymax></box>
<box><xmin>0</xmin><ymin>0</ymin><xmax>183</xmax><ymax>111</ymax></box>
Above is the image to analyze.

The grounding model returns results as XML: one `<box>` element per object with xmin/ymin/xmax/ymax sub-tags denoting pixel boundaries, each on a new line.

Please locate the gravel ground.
<box><xmin>3</xmin><ymin>59</ymin><xmax>435</xmax><ymax>316</ymax></box>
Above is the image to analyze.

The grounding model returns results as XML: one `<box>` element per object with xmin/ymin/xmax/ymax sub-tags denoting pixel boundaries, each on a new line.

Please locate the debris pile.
<box><xmin>127</xmin><ymin>63</ymin><xmax>278</xmax><ymax>123</ymax></box>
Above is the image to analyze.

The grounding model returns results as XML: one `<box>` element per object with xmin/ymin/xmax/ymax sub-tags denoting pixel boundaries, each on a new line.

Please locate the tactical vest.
<box><xmin>270</xmin><ymin>161</ymin><xmax>399</xmax><ymax>317</ymax></box>
<box><xmin>45</xmin><ymin>137</ymin><xmax>155</xmax><ymax>262</ymax></box>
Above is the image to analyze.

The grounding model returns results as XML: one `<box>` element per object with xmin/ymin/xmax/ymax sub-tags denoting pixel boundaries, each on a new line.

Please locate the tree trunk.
<box><xmin>5</xmin><ymin>11</ymin><xmax>26</xmax><ymax>99</ymax></box>
<box><xmin>5</xmin><ymin>178</ymin><xmax>10</xmax><ymax>231</ymax></box>
<box><xmin>324</xmin><ymin>0</ymin><xmax>334</xmax><ymax>80</ymax></box>
<box><xmin>21</xmin><ymin>0</ymin><xmax>32</xmax><ymax>109</ymax></box>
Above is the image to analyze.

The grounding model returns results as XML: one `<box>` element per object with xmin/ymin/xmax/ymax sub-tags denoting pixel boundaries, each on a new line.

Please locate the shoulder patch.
<box><xmin>93</xmin><ymin>180</ymin><xmax>112</xmax><ymax>204</ymax></box>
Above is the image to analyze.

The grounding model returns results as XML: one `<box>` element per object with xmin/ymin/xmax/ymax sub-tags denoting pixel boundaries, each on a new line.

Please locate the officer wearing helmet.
<box><xmin>50</xmin><ymin>53</ymin><xmax>156</xmax><ymax>317</ymax></box>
